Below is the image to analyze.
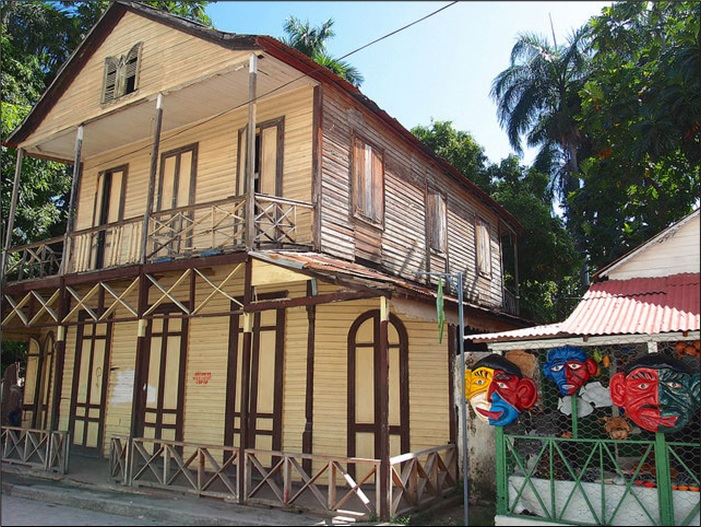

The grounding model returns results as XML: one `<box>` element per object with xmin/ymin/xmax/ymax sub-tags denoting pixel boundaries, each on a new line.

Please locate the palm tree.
<box><xmin>281</xmin><ymin>15</ymin><xmax>364</xmax><ymax>88</ymax></box>
<box><xmin>490</xmin><ymin>27</ymin><xmax>591</xmax><ymax>201</ymax></box>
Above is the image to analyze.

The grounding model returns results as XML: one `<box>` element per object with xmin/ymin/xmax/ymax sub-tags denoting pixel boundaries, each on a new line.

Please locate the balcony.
<box><xmin>3</xmin><ymin>194</ymin><xmax>314</xmax><ymax>283</ymax></box>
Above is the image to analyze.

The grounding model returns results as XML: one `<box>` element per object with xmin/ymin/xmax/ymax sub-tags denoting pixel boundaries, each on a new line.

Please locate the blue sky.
<box><xmin>206</xmin><ymin>1</ymin><xmax>611</xmax><ymax>166</ymax></box>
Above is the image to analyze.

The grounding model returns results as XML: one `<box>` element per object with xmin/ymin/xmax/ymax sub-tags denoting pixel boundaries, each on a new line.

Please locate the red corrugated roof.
<box><xmin>471</xmin><ymin>273</ymin><xmax>700</xmax><ymax>343</ymax></box>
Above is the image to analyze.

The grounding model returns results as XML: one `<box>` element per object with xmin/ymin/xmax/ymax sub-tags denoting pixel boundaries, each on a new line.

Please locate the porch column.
<box><xmin>245</xmin><ymin>53</ymin><xmax>258</xmax><ymax>250</ymax></box>
<box><xmin>238</xmin><ymin>311</ymin><xmax>253</xmax><ymax>504</ymax></box>
<box><xmin>141</xmin><ymin>93</ymin><xmax>164</xmax><ymax>264</ymax></box>
<box><xmin>49</xmin><ymin>282</ymin><xmax>71</xmax><ymax>431</ymax></box>
<box><xmin>60</xmin><ymin>126</ymin><xmax>83</xmax><ymax>274</ymax></box>
<box><xmin>378</xmin><ymin>296</ymin><xmax>391</xmax><ymax>520</ymax></box>
<box><xmin>303</xmin><ymin>280</ymin><xmax>316</xmax><ymax>474</ymax></box>
<box><xmin>1</xmin><ymin>148</ymin><xmax>24</xmax><ymax>284</ymax></box>
<box><xmin>131</xmin><ymin>271</ymin><xmax>151</xmax><ymax>438</ymax></box>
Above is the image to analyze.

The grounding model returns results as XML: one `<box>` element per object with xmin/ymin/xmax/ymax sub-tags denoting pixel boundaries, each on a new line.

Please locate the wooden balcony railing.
<box><xmin>3</xmin><ymin>237</ymin><xmax>64</xmax><ymax>282</ymax></box>
<box><xmin>3</xmin><ymin>194</ymin><xmax>314</xmax><ymax>281</ymax></box>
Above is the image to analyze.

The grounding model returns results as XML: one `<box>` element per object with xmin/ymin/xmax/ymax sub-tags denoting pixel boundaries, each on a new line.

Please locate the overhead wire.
<box><xmin>74</xmin><ymin>1</ymin><xmax>459</xmax><ymax>169</ymax></box>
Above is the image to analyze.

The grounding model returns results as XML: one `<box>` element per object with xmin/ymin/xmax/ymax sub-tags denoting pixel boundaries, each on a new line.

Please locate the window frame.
<box><xmin>475</xmin><ymin>216</ymin><xmax>492</xmax><ymax>278</ymax></box>
<box><xmin>101</xmin><ymin>43</ymin><xmax>142</xmax><ymax>104</ymax></box>
<box><xmin>351</xmin><ymin>134</ymin><xmax>385</xmax><ymax>227</ymax></box>
<box><xmin>427</xmin><ymin>189</ymin><xmax>447</xmax><ymax>254</ymax></box>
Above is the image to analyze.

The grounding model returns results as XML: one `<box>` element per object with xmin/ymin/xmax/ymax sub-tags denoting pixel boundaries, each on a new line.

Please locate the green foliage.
<box><xmin>490</xmin><ymin>27</ymin><xmax>592</xmax><ymax>202</ymax></box>
<box><xmin>574</xmin><ymin>0</ymin><xmax>701</xmax><ymax>271</ymax></box>
<box><xmin>411</xmin><ymin>120</ymin><xmax>491</xmax><ymax>192</ymax></box>
<box><xmin>281</xmin><ymin>15</ymin><xmax>364</xmax><ymax>87</ymax></box>
<box><xmin>410</xmin><ymin>122</ymin><xmax>581</xmax><ymax>323</ymax></box>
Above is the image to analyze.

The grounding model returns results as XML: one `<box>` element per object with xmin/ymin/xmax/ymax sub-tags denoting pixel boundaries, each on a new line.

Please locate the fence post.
<box><xmin>654</xmin><ymin>432</ymin><xmax>674</xmax><ymax>525</ymax></box>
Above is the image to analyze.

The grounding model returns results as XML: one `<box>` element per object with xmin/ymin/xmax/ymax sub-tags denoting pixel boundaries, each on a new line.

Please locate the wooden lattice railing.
<box><xmin>108</xmin><ymin>437</ymin><xmax>457</xmax><ymax>520</ymax></box>
<box><xmin>389</xmin><ymin>444</ymin><xmax>458</xmax><ymax>516</ymax></box>
<box><xmin>0</xmin><ymin>426</ymin><xmax>69</xmax><ymax>474</ymax></box>
<box><xmin>244</xmin><ymin>449</ymin><xmax>381</xmax><ymax>519</ymax></box>
<box><xmin>3</xmin><ymin>238</ymin><xmax>64</xmax><ymax>282</ymax></box>
<box><xmin>123</xmin><ymin>436</ymin><xmax>240</xmax><ymax>500</ymax></box>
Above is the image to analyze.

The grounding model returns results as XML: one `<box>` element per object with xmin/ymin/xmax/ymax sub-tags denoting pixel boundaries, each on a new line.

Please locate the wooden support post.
<box><xmin>303</xmin><ymin>280</ymin><xmax>316</xmax><ymax>475</ymax></box>
<box><xmin>141</xmin><ymin>94</ymin><xmax>164</xmax><ymax>264</ymax></box>
<box><xmin>245</xmin><ymin>53</ymin><xmax>258</xmax><ymax>250</ymax></box>
<box><xmin>1</xmin><ymin>148</ymin><xmax>24</xmax><ymax>284</ymax></box>
<box><xmin>61</xmin><ymin>126</ymin><xmax>83</xmax><ymax>274</ymax></box>
<box><xmin>378</xmin><ymin>296</ymin><xmax>391</xmax><ymax>521</ymax></box>
<box><xmin>238</xmin><ymin>311</ymin><xmax>253</xmax><ymax>504</ymax></box>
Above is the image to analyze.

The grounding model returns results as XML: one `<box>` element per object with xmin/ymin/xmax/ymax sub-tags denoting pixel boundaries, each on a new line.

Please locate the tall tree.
<box><xmin>490</xmin><ymin>27</ymin><xmax>592</xmax><ymax>204</ymax></box>
<box><xmin>281</xmin><ymin>15</ymin><xmax>364</xmax><ymax>88</ymax></box>
<box><xmin>410</xmin><ymin>120</ymin><xmax>580</xmax><ymax>322</ymax></box>
<box><xmin>488</xmin><ymin>156</ymin><xmax>582</xmax><ymax>322</ymax></box>
<box><xmin>411</xmin><ymin>120</ymin><xmax>491</xmax><ymax>192</ymax></box>
<box><xmin>573</xmin><ymin>1</ymin><xmax>700</xmax><ymax>271</ymax></box>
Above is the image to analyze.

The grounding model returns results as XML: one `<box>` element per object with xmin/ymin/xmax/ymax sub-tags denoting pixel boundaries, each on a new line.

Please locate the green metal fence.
<box><xmin>494</xmin><ymin>340</ymin><xmax>700</xmax><ymax>526</ymax></box>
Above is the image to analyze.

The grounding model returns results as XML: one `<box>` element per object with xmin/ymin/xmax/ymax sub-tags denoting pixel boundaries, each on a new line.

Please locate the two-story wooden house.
<box><xmin>1</xmin><ymin>1</ymin><xmax>527</xmax><ymax>520</ymax></box>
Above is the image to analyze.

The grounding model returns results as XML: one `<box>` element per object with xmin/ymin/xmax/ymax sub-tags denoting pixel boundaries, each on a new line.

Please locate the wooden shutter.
<box><xmin>102</xmin><ymin>56</ymin><xmax>119</xmax><ymax>103</ymax></box>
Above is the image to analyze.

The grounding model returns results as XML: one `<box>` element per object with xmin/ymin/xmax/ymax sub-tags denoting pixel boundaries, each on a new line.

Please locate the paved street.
<box><xmin>1</xmin><ymin>494</ymin><xmax>173</xmax><ymax>526</ymax></box>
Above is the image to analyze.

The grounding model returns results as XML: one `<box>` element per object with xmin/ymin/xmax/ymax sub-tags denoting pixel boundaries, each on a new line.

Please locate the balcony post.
<box><xmin>141</xmin><ymin>93</ymin><xmax>164</xmax><ymax>264</ymax></box>
<box><xmin>60</xmin><ymin>126</ymin><xmax>84</xmax><ymax>274</ymax></box>
<box><xmin>1</xmin><ymin>148</ymin><xmax>24</xmax><ymax>284</ymax></box>
<box><xmin>245</xmin><ymin>53</ymin><xmax>257</xmax><ymax>250</ymax></box>
<box><xmin>378</xmin><ymin>295</ymin><xmax>391</xmax><ymax>520</ymax></box>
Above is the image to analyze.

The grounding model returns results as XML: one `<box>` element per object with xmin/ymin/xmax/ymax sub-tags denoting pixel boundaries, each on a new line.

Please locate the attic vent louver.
<box><xmin>102</xmin><ymin>43</ymin><xmax>142</xmax><ymax>104</ymax></box>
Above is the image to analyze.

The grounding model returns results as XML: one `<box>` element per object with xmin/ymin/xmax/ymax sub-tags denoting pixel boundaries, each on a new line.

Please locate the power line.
<box><xmin>76</xmin><ymin>2</ymin><xmax>459</xmax><ymax>169</ymax></box>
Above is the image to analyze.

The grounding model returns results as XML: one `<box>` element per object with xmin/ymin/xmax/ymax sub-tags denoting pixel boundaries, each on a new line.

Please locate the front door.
<box><xmin>70</xmin><ymin>315</ymin><xmax>111</xmax><ymax>455</ymax></box>
<box><xmin>23</xmin><ymin>333</ymin><xmax>55</xmax><ymax>429</ymax></box>
<box><xmin>348</xmin><ymin>311</ymin><xmax>410</xmax><ymax>460</ymax></box>
<box><xmin>93</xmin><ymin>165</ymin><xmax>126</xmax><ymax>269</ymax></box>
<box><xmin>153</xmin><ymin>144</ymin><xmax>197</xmax><ymax>258</ymax></box>
<box><xmin>226</xmin><ymin>300</ymin><xmax>285</xmax><ymax>465</ymax></box>
<box><xmin>137</xmin><ymin>306</ymin><xmax>187</xmax><ymax>443</ymax></box>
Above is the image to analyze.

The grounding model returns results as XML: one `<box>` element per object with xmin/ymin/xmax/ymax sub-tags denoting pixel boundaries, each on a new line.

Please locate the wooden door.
<box><xmin>93</xmin><ymin>166</ymin><xmax>126</xmax><ymax>269</ymax></box>
<box><xmin>138</xmin><ymin>309</ymin><xmax>187</xmax><ymax>442</ymax></box>
<box><xmin>236</xmin><ymin>118</ymin><xmax>283</xmax><ymax>197</ymax></box>
<box><xmin>70</xmin><ymin>316</ymin><xmax>111</xmax><ymax>455</ymax></box>
<box><xmin>348</xmin><ymin>311</ymin><xmax>409</xmax><ymax>460</ymax></box>
<box><xmin>154</xmin><ymin>144</ymin><xmax>197</xmax><ymax>257</ymax></box>
<box><xmin>23</xmin><ymin>334</ymin><xmax>55</xmax><ymax>429</ymax></box>
<box><xmin>226</xmin><ymin>303</ymin><xmax>284</xmax><ymax>465</ymax></box>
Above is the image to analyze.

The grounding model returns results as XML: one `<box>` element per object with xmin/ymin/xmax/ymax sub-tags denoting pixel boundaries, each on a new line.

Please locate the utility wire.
<box><xmin>75</xmin><ymin>1</ymin><xmax>459</xmax><ymax>169</ymax></box>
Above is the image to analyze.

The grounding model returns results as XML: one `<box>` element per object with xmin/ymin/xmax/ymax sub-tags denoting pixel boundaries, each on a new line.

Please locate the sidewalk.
<box><xmin>0</xmin><ymin>458</ymin><xmax>375</xmax><ymax>526</ymax></box>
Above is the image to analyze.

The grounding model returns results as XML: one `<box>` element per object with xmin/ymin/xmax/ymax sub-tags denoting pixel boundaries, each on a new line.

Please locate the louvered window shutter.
<box><xmin>123</xmin><ymin>43</ymin><xmax>141</xmax><ymax>95</ymax></box>
<box><xmin>102</xmin><ymin>56</ymin><xmax>119</xmax><ymax>103</ymax></box>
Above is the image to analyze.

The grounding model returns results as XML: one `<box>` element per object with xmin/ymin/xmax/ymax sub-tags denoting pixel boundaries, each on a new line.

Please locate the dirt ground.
<box><xmin>399</xmin><ymin>499</ymin><xmax>496</xmax><ymax>526</ymax></box>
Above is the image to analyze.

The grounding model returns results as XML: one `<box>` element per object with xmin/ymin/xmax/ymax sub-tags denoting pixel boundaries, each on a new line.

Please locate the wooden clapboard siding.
<box><xmin>182</xmin><ymin>316</ymin><xmax>229</xmax><ymax>446</ymax></box>
<box><xmin>277</xmin><ymin>286</ymin><xmax>310</xmax><ymax>453</ymax></box>
<box><xmin>258</xmin><ymin>88</ymin><xmax>315</xmax><ymax>203</ymax></box>
<box><xmin>57</xmin><ymin>326</ymin><xmax>78</xmax><ymax>432</ymax></box>
<box><xmin>604</xmin><ymin>213</ymin><xmax>699</xmax><ymax>280</ymax></box>
<box><xmin>103</xmin><ymin>320</ymin><xmax>139</xmax><ymax>455</ymax></box>
<box><xmin>28</xmin><ymin>11</ymin><xmax>251</xmax><ymax>147</ymax></box>
<box><xmin>383</xmin><ymin>168</ymin><xmax>426</xmax><ymax>276</ymax></box>
<box><xmin>78</xmin><ymin>143</ymin><xmax>151</xmax><ymax>231</ymax></box>
<box><xmin>313</xmin><ymin>297</ymin><xmax>373</xmax><ymax>457</ymax></box>
<box><xmin>403</xmin><ymin>319</ymin><xmax>450</xmax><ymax>449</ymax></box>
<box><xmin>319</xmin><ymin>87</ymin><xmax>505</xmax><ymax>309</ymax></box>
<box><xmin>312</xmin><ymin>293</ymin><xmax>450</xmax><ymax>457</ymax></box>
<box><xmin>319</xmin><ymin>92</ymin><xmax>356</xmax><ymax>260</ymax></box>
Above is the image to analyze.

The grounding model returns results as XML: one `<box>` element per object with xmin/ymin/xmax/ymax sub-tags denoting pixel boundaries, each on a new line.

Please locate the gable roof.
<box><xmin>4</xmin><ymin>0</ymin><xmax>522</xmax><ymax>235</ymax></box>
<box><xmin>592</xmin><ymin>208</ymin><xmax>700</xmax><ymax>281</ymax></box>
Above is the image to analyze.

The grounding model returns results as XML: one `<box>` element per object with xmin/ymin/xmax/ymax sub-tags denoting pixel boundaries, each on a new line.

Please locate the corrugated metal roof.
<box><xmin>471</xmin><ymin>272</ymin><xmax>700</xmax><ymax>343</ymax></box>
